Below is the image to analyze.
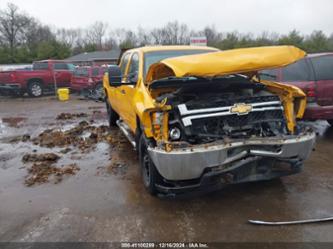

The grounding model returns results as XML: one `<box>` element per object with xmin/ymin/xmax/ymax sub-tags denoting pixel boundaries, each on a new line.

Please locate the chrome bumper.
<box><xmin>148</xmin><ymin>132</ymin><xmax>316</xmax><ymax>181</ymax></box>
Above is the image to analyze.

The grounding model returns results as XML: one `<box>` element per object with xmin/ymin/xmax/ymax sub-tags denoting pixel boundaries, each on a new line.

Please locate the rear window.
<box><xmin>281</xmin><ymin>59</ymin><xmax>312</xmax><ymax>82</ymax></box>
<box><xmin>74</xmin><ymin>68</ymin><xmax>89</xmax><ymax>77</ymax></box>
<box><xmin>311</xmin><ymin>55</ymin><xmax>333</xmax><ymax>80</ymax></box>
<box><xmin>33</xmin><ymin>63</ymin><xmax>49</xmax><ymax>70</ymax></box>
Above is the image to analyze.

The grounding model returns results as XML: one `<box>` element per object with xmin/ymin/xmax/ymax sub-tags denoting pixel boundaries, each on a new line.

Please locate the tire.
<box><xmin>94</xmin><ymin>83</ymin><xmax>105</xmax><ymax>101</ymax></box>
<box><xmin>27</xmin><ymin>81</ymin><xmax>43</xmax><ymax>97</ymax></box>
<box><xmin>138</xmin><ymin>134</ymin><xmax>162</xmax><ymax>195</ymax></box>
<box><xmin>105</xmin><ymin>99</ymin><xmax>119</xmax><ymax>127</ymax></box>
<box><xmin>328</xmin><ymin>120</ymin><xmax>333</xmax><ymax>126</ymax></box>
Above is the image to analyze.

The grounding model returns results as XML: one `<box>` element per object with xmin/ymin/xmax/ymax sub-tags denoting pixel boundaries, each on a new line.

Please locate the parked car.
<box><xmin>103</xmin><ymin>45</ymin><xmax>315</xmax><ymax>196</ymax></box>
<box><xmin>71</xmin><ymin>66</ymin><xmax>108</xmax><ymax>98</ymax></box>
<box><xmin>260</xmin><ymin>53</ymin><xmax>333</xmax><ymax>124</ymax></box>
<box><xmin>0</xmin><ymin>60</ymin><xmax>75</xmax><ymax>97</ymax></box>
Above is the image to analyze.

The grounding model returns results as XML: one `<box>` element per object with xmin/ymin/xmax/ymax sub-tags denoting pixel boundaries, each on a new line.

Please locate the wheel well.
<box><xmin>27</xmin><ymin>78</ymin><xmax>44</xmax><ymax>87</ymax></box>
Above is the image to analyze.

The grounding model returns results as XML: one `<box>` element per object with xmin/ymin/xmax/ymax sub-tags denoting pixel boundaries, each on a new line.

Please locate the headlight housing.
<box><xmin>169</xmin><ymin>127</ymin><xmax>181</xmax><ymax>141</ymax></box>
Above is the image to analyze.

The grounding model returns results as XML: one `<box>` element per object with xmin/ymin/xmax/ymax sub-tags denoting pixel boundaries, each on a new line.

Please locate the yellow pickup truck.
<box><xmin>103</xmin><ymin>45</ymin><xmax>315</xmax><ymax>196</ymax></box>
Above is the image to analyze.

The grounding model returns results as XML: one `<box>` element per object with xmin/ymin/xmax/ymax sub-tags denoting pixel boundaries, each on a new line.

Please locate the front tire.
<box><xmin>139</xmin><ymin>134</ymin><xmax>161</xmax><ymax>195</ymax></box>
<box><xmin>27</xmin><ymin>81</ymin><xmax>43</xmax><ymax>97</ymax></box>
<box><xmin>105</xmin><ymin>99</ymin><xmax>119</xmax><ymax>127</ymax></box>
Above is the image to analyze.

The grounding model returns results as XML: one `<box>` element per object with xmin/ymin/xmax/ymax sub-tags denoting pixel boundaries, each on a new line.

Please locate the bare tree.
<box><xmin>0</xmin><ymin>3</ymin><xmax>31</xmax><ymax>62</ymax></box>
<box><xmin>137</xmin><ymin>27</ymin><xmax>151</xmax><ymax>46</ymax></box>
<box><xmin>85</xmin><ymin>21</ymin><xmax>108</xmax><ymax>49</ymax></box>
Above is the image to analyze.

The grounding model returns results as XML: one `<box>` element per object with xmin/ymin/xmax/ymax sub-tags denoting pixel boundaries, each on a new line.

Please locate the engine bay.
<box><xmin>153</xmin><ymin>75</ymin><xmax>289</xmax><ymax>144</ymax></box>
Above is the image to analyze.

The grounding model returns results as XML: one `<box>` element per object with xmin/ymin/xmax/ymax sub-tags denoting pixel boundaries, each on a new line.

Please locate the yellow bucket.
<box><xmin>57</xmin><ymin>88</ymin><xmax>69</xmax><ymax>101</ymax></box>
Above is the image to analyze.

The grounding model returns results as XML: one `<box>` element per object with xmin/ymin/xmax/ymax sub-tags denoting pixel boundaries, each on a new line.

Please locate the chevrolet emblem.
<box><xmin>230</xmin><ymin>103</ymin><xmax>253</xmax><ymax>115</ymax></box>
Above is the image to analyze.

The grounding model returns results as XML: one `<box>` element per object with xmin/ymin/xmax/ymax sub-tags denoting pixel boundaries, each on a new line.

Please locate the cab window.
<box><xmin>54</xmin><ymin>63</ymin><xmax>69</xmax><ymax>70</ymax></box>
<box><xmin>120</xmin><ymin>53</ymin><xmax>130</xmax><ymax>76</ymax></box>
<box><xmin>127</xmin><ymin>53</ymin><xmax>139</xmax><ymax>83</ymax></box>
<box><xmin>33</xmin><ymin>62</ymin><xmax>49</xmax><ymax>70</ymax></box>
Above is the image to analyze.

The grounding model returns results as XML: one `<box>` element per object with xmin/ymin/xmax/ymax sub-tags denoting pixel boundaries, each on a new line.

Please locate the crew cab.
<box><xmin>103</xmin><ymin>45</ymin><xmax>316</xmax><ymax>196</ymax></box>
<box><xmin>260</xmin><ymin>53</ymin><xmax>333</xmax><ymax>125</ymax></box>
<box><xmin>71</xmin><ymin>66</ymin><xmax>108</xmax><ymax>98</ymax></box>
<box><xmin>0</xmin><ymin>60</ymin><xmax>74</xmax><ymax>97</ymax></box>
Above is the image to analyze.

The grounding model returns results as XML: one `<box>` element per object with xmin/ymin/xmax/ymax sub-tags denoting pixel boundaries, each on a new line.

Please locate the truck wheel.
<box><xmin>94</xmin><ymin>83</ymin><xmax>105</xmax><ymax>101</ymax></box>
<box><xmin>106</xmin><ymin>99</ymin><xmax>119</xmax><ymax>127</ymax></box>
<box><xmin>28</xmin><ymin>81</ymin><xmax>43</xmax><ymax>97</ymax></box>
<box><xmin>139</xmin><ymin>134</ymin><xmax>161</xmax><ymax>195</ymax></box>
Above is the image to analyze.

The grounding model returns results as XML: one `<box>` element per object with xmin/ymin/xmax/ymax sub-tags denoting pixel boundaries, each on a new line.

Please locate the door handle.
<box><xmin>121</xmin><ymin>89</ymin><xmax>126</xmax><ymax>94</ymax></box>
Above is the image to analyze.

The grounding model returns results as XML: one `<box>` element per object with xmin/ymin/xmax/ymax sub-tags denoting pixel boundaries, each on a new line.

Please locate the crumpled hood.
<box><xmin>146</xmin><ymin>45</ymin><xmax>306</xmax><ymax>83</ymax></box>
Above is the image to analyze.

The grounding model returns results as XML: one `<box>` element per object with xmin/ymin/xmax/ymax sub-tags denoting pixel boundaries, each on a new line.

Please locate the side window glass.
<box><xmin>311</xmin><ymin>56</ymin><xmax>333</xmax><ymax>80</ymax></box>
<box><xmin>54</xmin><ymin>63</ymin><xmax>69</xmax><ymax>70</ymax></box>
<box><xmin>127</xmin><ymin>53</ymin><xmax>139</xmax><ymax>83</ymax></box>
<box><xmin>282</xmin><ymin>59</ymin><xmax>311</xmax><ymax>82</ymax></box>
<box><xmin>120</xmin><ymin>53</ymin><xmax>130</xmax><ymax>76</ymax></box>
<box><xmin>92</xmin><ymin>68</ymin><xmax>99</xmax><ymax>76</ymax></box>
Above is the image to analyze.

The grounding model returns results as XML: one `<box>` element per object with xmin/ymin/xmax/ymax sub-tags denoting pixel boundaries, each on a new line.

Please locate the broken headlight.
<box><xmin>169</xmin><ymin>127</ymin><xmax>181</xmax><ymax>141</ymax></box>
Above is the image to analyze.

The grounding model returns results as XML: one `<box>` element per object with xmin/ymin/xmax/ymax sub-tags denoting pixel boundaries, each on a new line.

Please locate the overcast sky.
<box><xmin>0</xmin><ymin>0</ymin><xmax>332</xmax><ymax>35</ymax></box>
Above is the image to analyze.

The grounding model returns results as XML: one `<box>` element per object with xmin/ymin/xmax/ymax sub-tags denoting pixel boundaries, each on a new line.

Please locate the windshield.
<box><xmin>144</xmin><ymin>49</ymin><xmax>216</xmax><ymax>77</ymax></box>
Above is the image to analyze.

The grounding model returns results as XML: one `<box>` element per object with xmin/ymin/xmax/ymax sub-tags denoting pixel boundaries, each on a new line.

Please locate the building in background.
<box><xmin>66</xmin><ymin>50</ymin><xmax>121</xmax><ymax>66</ymax></box>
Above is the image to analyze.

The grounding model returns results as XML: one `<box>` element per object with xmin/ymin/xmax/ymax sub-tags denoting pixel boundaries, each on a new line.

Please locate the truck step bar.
<box><xmin>116</xmin><ymin>120</ymin><xmax>136</xmax><ymax>149</ymax></box>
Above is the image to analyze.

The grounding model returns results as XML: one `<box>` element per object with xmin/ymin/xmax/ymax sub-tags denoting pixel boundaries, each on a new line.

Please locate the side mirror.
<box><xmin>108</xmin><ymin>65</ymin><xmax>122</xmax><ymax>87</ymax></box>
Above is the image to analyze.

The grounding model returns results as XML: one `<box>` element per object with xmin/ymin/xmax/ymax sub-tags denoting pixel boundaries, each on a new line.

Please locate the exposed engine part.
<box><xmin>159</xmin><ymin>75</ymin><xmax>289</xmax><ymax>144</ymax></box>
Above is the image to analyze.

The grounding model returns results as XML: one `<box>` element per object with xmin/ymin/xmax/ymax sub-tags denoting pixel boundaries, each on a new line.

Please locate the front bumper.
<box><xmin>148</xmin><ymin>132</ymin><xmax>316</xmax><ymax>182</ymax></box>
<box><xmin>0</xmin><ymin>83</ymin><xmax>21</xmax><ymax>91</ymax></box>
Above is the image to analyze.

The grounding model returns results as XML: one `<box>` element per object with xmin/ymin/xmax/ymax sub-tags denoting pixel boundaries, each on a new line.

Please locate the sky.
<box><xmin>0</xmin><ymin>0</ymin><xmax>332</xmax><ymax>35</ymax></box>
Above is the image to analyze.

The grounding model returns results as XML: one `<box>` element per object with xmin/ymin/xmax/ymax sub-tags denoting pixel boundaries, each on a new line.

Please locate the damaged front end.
<box><xmin>145</xmin><ymin>75</ymin><xmax>315</xmax><ymax>195</ymax></box>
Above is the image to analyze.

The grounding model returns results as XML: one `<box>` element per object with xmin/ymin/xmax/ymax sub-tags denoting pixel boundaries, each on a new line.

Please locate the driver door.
<box><xmin>110</xmin><ymin>53</ymin><xmax>131</xmax><ymax>115</ymax></box>
<box><xmin>116</xmin><ymin>52</ymin><xmax>139</xmax><ymax>130</ymax></box>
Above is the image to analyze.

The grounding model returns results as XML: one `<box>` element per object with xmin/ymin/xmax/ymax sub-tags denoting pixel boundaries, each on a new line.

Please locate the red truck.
<box><xmin>71</xmin><ymin>66</ymin><xmax>108</xmax><ymax>98</ymax></box>
<box><xmin>0</xmin><ymin>60</ymin><xmax>75</xmax><ymax>97</ymax></box>
<box><xmin>260</xmin><ymin>53</ymin><xmax>333</xmax><ymax>124</ymax></box>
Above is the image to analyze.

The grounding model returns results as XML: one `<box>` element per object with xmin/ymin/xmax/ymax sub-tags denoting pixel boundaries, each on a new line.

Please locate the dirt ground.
<box><xmin>0</xmin><ymin>96</ymin><xmax>333</xmax><ymax>243</ymax></box>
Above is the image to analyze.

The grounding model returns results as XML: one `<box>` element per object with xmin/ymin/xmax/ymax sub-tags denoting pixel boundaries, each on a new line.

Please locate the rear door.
<box><xmin>310</xmin><ymin>55</ymin><xmax>333</xmax><ymax>106</ymax></box>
